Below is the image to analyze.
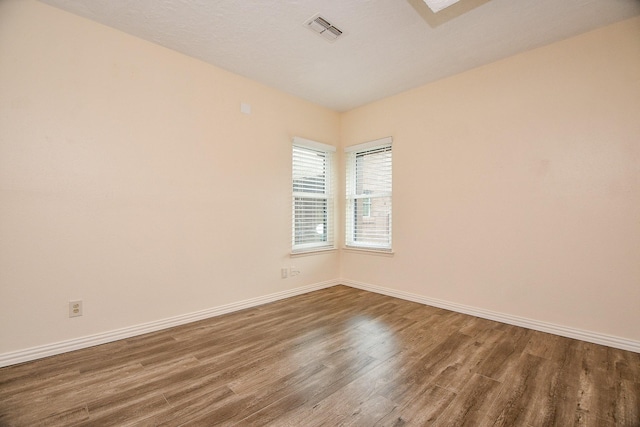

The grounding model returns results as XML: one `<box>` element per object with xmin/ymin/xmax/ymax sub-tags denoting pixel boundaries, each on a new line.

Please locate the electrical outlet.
<box><xmin>69</xmin><ymin>300</ymin><xmax>83</xmax><ymax>318</ymax></box>
<box><xmin>281</xmin><ymin>268</ymin><xmax>288</xmax><ymax>279</ymax></box>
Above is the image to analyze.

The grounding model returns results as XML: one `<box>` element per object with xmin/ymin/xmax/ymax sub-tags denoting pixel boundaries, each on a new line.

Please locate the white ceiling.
<box><xmin>38</xmin><ymin>0</ymin><xmax>640</xmax><ymax>112</ymax></box>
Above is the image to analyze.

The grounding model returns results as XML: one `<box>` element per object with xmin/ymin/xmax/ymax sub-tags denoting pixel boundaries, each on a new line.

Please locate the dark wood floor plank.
<box><xmin>480</xmin><ymin>352</ymin><xmax>559</xmax><ymax>426</ymax></box>
<box><xmin>0</xmin><ymin>362</ymin><xmax>147</xmax><ymax>426</ymax></box>
<box><xmin>374</xmin><ymin>382</ymin><xmax>457</xmax><ymax>426</ymax></box>
<box><xmin>433</xmin><ymin>327</ymin><xmax>507</xmax><ymax>392</ymax></box>
<box><xmin>608</xmin><ymin>346</ymin><xmax>640</xmax><ymax>383</ymax></box>
<box><xmin>473</xmin><ymin>324</ymin><xmax>534</xmax><ymax>381</ymax></box>
<box><xmin>528</xmin><ymin>339</ymin><xmax>587</xmax><ymax>427</ymax></box>
<box><xmin>329</xmin><ymin>394</ymin><xmax>398</xmax><ymax>426</ymax></box>
<box><xmin>0</xmin><ymin>403</ymin><xmax>90</xmax><ymax>427</ymax></box>
<box><xmin>433</xmin><ymin>373</ymin><xmax>502</xmax><ymax>426</ymax></box>
<box><xmin>234</xmin><ymin>354</ymin><xmax>384</xmax><ymax>426</ymax></box>
<box><xmin>38</xmin><ymin>405</ymin><xmax>90</xmax><ymax>427</ymax></box>
<box><xmin>0</xmin><ymin>368</ymin><xmax>81</xmax><ymax>402</ymax></box>
<box><xmin>1</xmin><ymin>285</ymin><xmax>638</xmax><ymax>426</ymax></box>
<box><xmin>88</xmin><ymin>393</ymin><xmax>169</xmax><ymax>426</ymax></box>
<box><xmin>612</xmin><ymin>379</ymin><xmax>640</xmax><ymax>427</ymax></box>
<box><xmin>156</xmin><ymin>360</ymin><xmax>330</xmax><ymax>425</ymax></box>
<box><xmin>523</xmin><ymin>330</ymin><xmax>561</xmax><ymax>360</ymax></box>
<box><xmin>376</xmin><ymin>332</ymin><xmax>473</xmax><ymax>405</ymax></box>
<box><xmin>145</xmin><ymin>385</ymin><xmax>238</xmax><ymax>426</ymax></box>
<box><xmin>270</xmin><ymin>367</ymin><xmax>399</xmax><ymax>427</ymax></box>
<box><xmin>458</xmin><ymin>316</ymin><xmax>502</xmax><ymax>337</ymax></box>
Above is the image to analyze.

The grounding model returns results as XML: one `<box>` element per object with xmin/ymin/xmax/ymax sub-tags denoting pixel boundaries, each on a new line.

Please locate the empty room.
<box><xmin>1</xmin><ymin>0</ymin><xmax>639</xmax><ymax>425</ymax></box>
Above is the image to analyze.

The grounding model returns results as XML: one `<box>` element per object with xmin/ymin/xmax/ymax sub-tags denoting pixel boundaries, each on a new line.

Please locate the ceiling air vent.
<box><xmin>304</xmin><ymin>14</ymin><xmax>345</xmax><ymax>42</ymax></box>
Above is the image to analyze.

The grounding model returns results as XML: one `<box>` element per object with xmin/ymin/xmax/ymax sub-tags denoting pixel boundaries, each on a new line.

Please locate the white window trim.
<box><xmin>344</xmin><ymin>137</ymin><xmax>391</xmax><ymax>153</ymax></box>
<box><xmin>341</xmin><ymin>246</ymin><xmax>395</xmax><ymax>256</ymax></box>
<box><xmin>293</xmin><ymin>137</ymin><xmax>336</xmax><ymax>153</ymax></box>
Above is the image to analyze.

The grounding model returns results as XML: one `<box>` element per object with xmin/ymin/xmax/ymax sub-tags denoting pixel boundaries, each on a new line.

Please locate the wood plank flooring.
<box><xmin>1</xmin><ymin>285</ymin><xmax>639</xmax><ymax>426</ymax></box>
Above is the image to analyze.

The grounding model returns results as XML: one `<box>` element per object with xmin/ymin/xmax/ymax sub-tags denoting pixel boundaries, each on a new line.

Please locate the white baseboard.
<box><xmin>341</xmin><ymin>279</ymin><xmax>640</xmax><ymax>354</ymax></box>
<box><xmin>3</xmin><ymin>278</ymin><xmax>637</xmax><ymax>367</ymax></box>
<box><xmin>0</xmin><ymin>280</ymin><xmax>339</xmax><ymax>368</ymax></box>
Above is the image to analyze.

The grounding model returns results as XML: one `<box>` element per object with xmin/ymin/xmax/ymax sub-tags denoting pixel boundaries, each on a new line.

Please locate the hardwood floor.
<box><xmin>1</xmin><ymin>285</ymin><xmax>639</xmax><ymax>426</ymax></box>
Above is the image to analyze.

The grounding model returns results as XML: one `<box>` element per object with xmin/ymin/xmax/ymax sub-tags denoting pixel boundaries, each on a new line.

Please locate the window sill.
<box><xmin>342</xmin><ymin>247</ymin><xmax>395</xmax><ymax>257</ymax></box>
<box><xmin>290</xmin><ymin>248</ymin><xmax>338</xmax><ymax>258</ymax></box>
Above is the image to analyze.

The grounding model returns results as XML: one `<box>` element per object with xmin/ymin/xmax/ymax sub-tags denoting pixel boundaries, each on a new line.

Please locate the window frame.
<box><xmin>345</xmin><ymin>137</ymin><xmax>393</xmax><ymax>252</ymax></box>
<box><xmin>292</xmin><ymin>137</ymin><xmax>336</xmax><ymax>254</ymax></box>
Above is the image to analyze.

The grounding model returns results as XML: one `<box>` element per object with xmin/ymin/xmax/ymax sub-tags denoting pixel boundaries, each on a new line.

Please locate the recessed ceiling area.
<box><xmin>38</xmin><ymin>0</ymin><xmax>640</xmax><ymax>112</ymax></box>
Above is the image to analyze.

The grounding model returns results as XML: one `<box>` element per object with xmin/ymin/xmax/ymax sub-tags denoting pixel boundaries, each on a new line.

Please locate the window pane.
<box><xmin>353</xmin><ymin>196</ymin><xmax>391</xmax><ymax>245</ymax></box>
<box><xmin>294</xmin><ymin>197</ymin><xmax>328</xmax><ymax>245</ymax></box>
<box><xmin>293</xmin><ymin>147</ymin><xmax>326</xmax><ymax>194</ymax></box>
<box><xmin>356</xmin><ymin>146</ymin><xmax>392</xmax><ymax>195</ymax></box>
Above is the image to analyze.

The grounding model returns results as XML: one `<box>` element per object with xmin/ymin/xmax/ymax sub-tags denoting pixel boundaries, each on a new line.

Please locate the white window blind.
<box><xmin>345</xmin><ymin>137</ymin><xmax>392</xmax><ymax>251</ymax></box>
<box><xmin>292</xmin><ymin>137</ymin><xmax>335</xmax><ymax>252</ymax></box>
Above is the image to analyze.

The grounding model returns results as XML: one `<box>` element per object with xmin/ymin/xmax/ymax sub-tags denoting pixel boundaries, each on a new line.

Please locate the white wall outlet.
<box><xmin>281</xmin><ymin>268</ymin><xmax>288</xmax><ymax>279</ymax></box>
<box><xmin>290</xmin><ymin>266</ymin><xmax>300</xmax><ymax>277</ymax></box>
<box><xmin>69</xmin><ymin>300</ymin><xmax>83</xmax><ymax>317</ymax></box>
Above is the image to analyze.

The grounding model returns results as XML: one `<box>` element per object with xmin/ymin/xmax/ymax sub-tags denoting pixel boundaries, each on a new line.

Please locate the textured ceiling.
<box><xmin>38</xmin><ymin>0</ymin><xmax>640</xmax><ymax>112</ymax></box>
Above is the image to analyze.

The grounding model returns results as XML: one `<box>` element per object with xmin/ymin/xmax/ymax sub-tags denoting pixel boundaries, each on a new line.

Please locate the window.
<box><xmin>345</xmin><ymin>137</ymin><xmax>392</xmax><ymax>251</ymax></box>
<box><xmin>292</xmin><ymin>137</ymin><xmax>335</xmax><ymax>253</ymax></box>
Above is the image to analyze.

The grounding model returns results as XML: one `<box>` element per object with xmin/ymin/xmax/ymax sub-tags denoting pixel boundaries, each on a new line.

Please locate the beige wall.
<box><xmin>0</xmin><ymin>0</ymin><xmax>340</xmax><ymax>353</ymax></box>
<box><xmin>341</xmin><ymin>17</ymin><xmax>640</xmax><ymax>342</ymax></box>
<box><xmin>1</xmin><ymin>0</ymin><xmax>638</xmax><ymax>358</ymax></box>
